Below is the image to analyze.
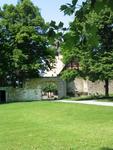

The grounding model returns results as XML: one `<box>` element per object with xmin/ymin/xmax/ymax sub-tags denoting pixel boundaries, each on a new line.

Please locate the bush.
<box><xmin>42</xmin><ymin>82</ymin><xmax>57</xmax><ymax>93</ymax></box>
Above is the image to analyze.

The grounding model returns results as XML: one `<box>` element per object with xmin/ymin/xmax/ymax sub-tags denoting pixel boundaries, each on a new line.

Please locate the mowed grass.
<box><xmin>0</xmin><ymin>102</ymin><xmax>113</xmax><ymax>150</ymax></box>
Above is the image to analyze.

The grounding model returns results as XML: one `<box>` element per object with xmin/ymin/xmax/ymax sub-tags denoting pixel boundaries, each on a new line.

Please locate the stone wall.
<box><xmin>0</xmin><ymin>79</ymin><xmax>42</xmax><ymax>102</ymax></box>
<box><xmin>57</xmin><ymin>78</ymin><xmax>66</xmax><ymax>99</ymax></box>
<box><xmin>67</xmin><ymin>78</ymin><xmax>88</xmax><ymax>95</ymax></box>
<box><xmin>67</xmin><ymin>78</ymin><xmax>113</xmax><ymax>96</ymax></box>
<box><xmin>88</xmin><ymin>80</ymin><xmax>113</xmax><ymax>95</ymax></box>
<box><xmin>0</xmin><ymin>77</ymin><xmax>66</xmax><ymax>102</ymax></box>
<box><xmin>1</xmin><ymin>77</ymin><xmax>113</xmax><ymax>102</ymax></box>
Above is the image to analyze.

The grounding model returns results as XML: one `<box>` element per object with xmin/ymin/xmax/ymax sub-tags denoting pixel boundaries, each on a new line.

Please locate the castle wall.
<box><xmin>0</xmin><ymin>77</ymin><xmax>66</xmax><ymax>102</ymax></box>
<box><xmin>88</xmin><ymin>80</ymin><xmax>113</xmax><ymax>95</ymax></box>
<box><xmin>67</xmin><ymin>78</ymin><xmax>113</xmax><ymax>96</ymax></box>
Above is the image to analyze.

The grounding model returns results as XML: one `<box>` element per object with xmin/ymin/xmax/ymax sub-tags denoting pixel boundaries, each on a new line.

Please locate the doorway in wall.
<box><xmin>0</xmin><ymin>90</ymin><xmax>6</xmax><ymax>103</ymax></box>
<box><xmin>42</xmin><ymin>82</ymin><xmax>58</xmax><ymax>100</ymax></box>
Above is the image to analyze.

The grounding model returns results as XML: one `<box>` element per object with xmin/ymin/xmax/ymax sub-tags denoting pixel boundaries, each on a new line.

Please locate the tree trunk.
<box><xmin>104</xmin><ymin>79</ymin><xmax>109</xmax><ymax>97</ymax></box>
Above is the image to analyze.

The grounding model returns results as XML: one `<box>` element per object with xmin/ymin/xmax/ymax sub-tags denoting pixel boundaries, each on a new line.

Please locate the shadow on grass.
<box><xmin>101</xmin><ymin>147</ymin><xmax>113</xmax><ymax>150</ymax></box>
<box><xmin>0</xmin><ymin>99</ymin><xmax>57</xmax><ymax>105</ymax></box>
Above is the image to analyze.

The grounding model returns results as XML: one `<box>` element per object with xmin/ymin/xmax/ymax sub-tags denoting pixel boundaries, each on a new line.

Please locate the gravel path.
<box><xmin>55</xmin><ymin>100</ymin><xmax>113</xmax><ymax>107</ymax></box>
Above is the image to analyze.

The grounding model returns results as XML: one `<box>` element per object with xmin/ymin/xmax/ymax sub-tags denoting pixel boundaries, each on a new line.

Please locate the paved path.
<box><xmin>55</xmin><ymin>100</ymin><xmax>113</xmax><ymax>107</ymax></box>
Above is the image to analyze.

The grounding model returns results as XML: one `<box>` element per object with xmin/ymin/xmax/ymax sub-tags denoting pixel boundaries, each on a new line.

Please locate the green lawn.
<box><xmin>0</xmin><ymin>102</ymin><xmax>113</xmax><ymax>150</ymax></box>
<box><xmin>64</xmin><ymin>95</ymin><xmax>113</xmax><ymax>102</ymax></box>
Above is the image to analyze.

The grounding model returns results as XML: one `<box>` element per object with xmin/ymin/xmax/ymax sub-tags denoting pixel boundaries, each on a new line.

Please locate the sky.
<box><xmin>0</xmin><ymin>0</ymin><xmax>84</xmax><ymax>27</ymax></box>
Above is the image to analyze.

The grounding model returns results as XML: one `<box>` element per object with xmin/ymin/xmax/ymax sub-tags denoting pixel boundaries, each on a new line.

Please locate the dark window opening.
<box><xmin>0</xmin><ymin>90</ymin><xmax>6</xmax><ymax>103</ymax></box>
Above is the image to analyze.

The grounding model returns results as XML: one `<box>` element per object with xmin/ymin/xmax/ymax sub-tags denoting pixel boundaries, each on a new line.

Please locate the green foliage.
<box><xmin>47</xmin><ymin>20</ymin><xmax>66</xmax><ymax>42</ymax></box>
<box><xmin>60</xmin><ymin>0</ymin><xmax>77</xmax><ymax>15</ymax></box>
<box><xmin>0</xmin><ymin>0</ymin><xmax>54</xmax><ymax>87</ymax></box>
<box><xmin>61</xmin><ymin>69</ymin><xmax>78</xmax><ymax>81</ymax></box>
<box><xmin>61</xmin><ymin>0</ymin><xmax>113</xmax><ymax>96</ymax></box>
<box><xmin>42</xmin><ymin>82</ymin><xmax>57</xmax><ymax>93</ymax></box>
<box><xmin>61</xmin><ymin>0</ymin><xmax>113</xmax><ymax>16</ymax></box>
<box><xmin>91</xmin><ymin>0</ymin><xmax>113</xmax><ymax>13</ymax></box>
<box><xmin>47</xmin><ymin>20</ymin><xmax>67</xmax><ymax>62</ymax></box>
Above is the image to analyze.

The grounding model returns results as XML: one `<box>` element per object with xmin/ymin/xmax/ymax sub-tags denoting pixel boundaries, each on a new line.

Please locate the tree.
<box><xmin>0</xmin><ymin>0</ymin><xmax>54</xmax><ymax>87</ymax></box>
<box><xmin>42</xmin><ymin>82</ymin><xmax>57</xmax><ymax>98</ymax></box>
<box><xmin>60</xmin><ymin>0</ymin><xmax>113</xmax><ymax>15</ymax></box>
<box><xmin>61</xmin><ymin>0</ymin><xmax>113</xmax><ymax>96</ymax></box>
<box><xmin>89</xmin><ymin>8</ymin><xmax>113</xmax><ymax>96</ymax></box>
<box><xmin>47</xmin><ymin>20</ymin><xmax>67</xmax><ymax>56</ymax></box>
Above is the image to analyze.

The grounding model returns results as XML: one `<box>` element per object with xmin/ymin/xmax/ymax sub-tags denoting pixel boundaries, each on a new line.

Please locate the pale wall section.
<box><xmin>68</xmin><ymin>78</ymin><xmax>113</xmax><ymax>96</ymax></box>
<box><xmin>0</xmin><ymin>79</ymin><xmax>42</xmax><ymax>102</ymax></box>
<box><xmin>87</xmin><ymin>80</ymin><xmax>105</xmax><ymax>95</ymax></box>
<box><xmin>88</xmin><ymin>80</ymin><xmax>113</xmax><ymax>95</ymax></box>
<box><xmin>57</xmin><ymin>78</ymin><xmax>66</xmax><ymax>99</ymax></box>
<box><xmin>109</xmin><ymin>81</ymin><xmax>113</xmax><ymax>93</ymax></box>
<box><xmin>67</xmin><ymin>78</ymin><xmax>88</xmax><ymax>95</ymax></box>
<box><xmin>0</xmin><ymin>77</ymin><xmax>66</xmax><ymax>102</ymax></box>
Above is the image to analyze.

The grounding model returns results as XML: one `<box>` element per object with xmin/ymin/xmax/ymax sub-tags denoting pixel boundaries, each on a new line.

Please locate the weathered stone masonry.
<box><xmin>0</xmin><ymin>77</ymin><xmax>66</xmax><ymax>102</ymax></box>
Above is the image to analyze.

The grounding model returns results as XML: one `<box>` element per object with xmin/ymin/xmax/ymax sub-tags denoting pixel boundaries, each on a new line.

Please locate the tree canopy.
<box><xmin>61</xmin><ymin>0</ymin><xmax>113</xmax><ymax>96</ymax></box>
<box><xmin>0</xmin><ymin>0</ymin><xmax>54</xmax><ymax>87</ymax></box>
